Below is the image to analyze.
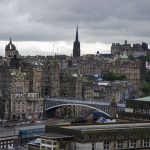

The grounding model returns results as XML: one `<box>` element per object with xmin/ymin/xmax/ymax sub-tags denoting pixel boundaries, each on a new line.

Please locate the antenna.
<box><xmin>53</xmin><ymin>43</ymin><xmax>54</xmax><ymax>55</ymax></box>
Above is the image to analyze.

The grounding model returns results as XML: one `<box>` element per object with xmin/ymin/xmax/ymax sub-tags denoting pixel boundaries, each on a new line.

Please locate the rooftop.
<box><xmin>40</xmin><ymin>132</ymin><xmax>73</xmax><ymax>139</ymax></box>
<box><xmin>134</xmin><ymin>96</ymin><xmax>150</xmax><ymax>102</ymax></box>
<box><xmin>62</xmin><ymin>122</ymin><xmax>150</xmax><ymax>132</ymax></box>
<box><xmin>15</xmin><ymin>124</ymin><xmax>45</xmax><ymax>130</ymax></box>
<box><xmin>0</xmin><ymin>127</ymin><xmax>16</xmax><ymax>132</ymax></box>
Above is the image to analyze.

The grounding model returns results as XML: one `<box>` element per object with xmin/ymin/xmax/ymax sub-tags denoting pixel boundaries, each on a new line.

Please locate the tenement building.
<box><xmin>42</xmin><ymin>59</ymin><xmax>60</xmax><ymax>97</ymax></box>
<box><xmin>7</xmin><ymin>67</ymin><xmax>43</xmax><ymax>120</ymax></box>
<box><xmin>102</xmin><ymin>57</ymin><xmax>143</xmax><ymax>88</ymax></box>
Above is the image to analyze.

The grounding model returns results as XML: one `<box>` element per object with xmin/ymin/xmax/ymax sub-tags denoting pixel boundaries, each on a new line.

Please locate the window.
<box><xmin>104</xmin><ymin>141</ymin><xmax>110</xmax><ymax>150</ymax></box>
<box><xmin>130</xmin><ymin>139</ymin><xmax>136</xmax><ymax>148</ymax></box>
<box><xmin>146</xmin><ymin>109</ymin><xmax>150</xmax><ymax>115</ymax></box>
<box><xmin>143</xmin><ymin>138</ymin><xmax>150</xmax><ymax>147</ymax></box>
<box><xmin>117</xmin><ymin>140</ymin><xmax>123</xmax><ymax>149</ymax></box>
<box><xmin>47</xmin><ymin>141</ymin><xmax>52</xmax><ymax>145</ymax></box>
<box><xmin>134</xmin><ymin>109</ymin><xmax>140</xmax><ymax>114</ymax></box>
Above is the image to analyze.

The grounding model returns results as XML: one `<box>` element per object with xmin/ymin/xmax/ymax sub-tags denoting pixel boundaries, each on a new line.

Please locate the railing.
<box><xmin>46</xmin><ymin>98</ymin><xmax>125</xmax><ymax>108</ymax></box>
<box><xmin>46</xmin><ymin>98</ymin><xmax>111</xmax><ymax>106</ymax></box>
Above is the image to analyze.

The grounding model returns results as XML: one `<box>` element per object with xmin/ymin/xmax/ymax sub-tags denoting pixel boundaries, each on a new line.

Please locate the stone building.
<box><xmin>42</xmin><ymin>60</ymin><xmax>60</xmax><ymax>97</ymax></box>
<box><xmin>93</xmin><ymin>81</ymin><xmax>133</xmax><ymax>103</ymax></box>
<box><xmin>0</xmin><ymin>67</ymin><xmax>11</xmax><ymax>119</ymax></box>
<box><xmin>78</xmin><ymin>60</ymin><xmax>102</xmax><ymax>76</ymax></box>
<box><xmin>9</xmin><ymin>68</ymin><xmax>43</xmax><ymax>120</ymax></box>
<box><xmin>101</xmin><ymin>57</ymin><xmax>144</xmax><ymax>89</ymax></box>
<box><xmin>111</xmin><ymin>40</ymin><xmax>149</xmax><ymax>57</ymax></box>
<box><xmin>0</xmin><ymin>89</ymin><xmax>5</xmax><ymax>118</ymax></box>
<box><xmin>10</xmin><ymin>68</ymin><xmax>29</xmax><ymax>120</ymax></box>
<box><xmin>60</xmin><ymin>70</ymin><xmax>80</xmax><ymax>98</ymax></box>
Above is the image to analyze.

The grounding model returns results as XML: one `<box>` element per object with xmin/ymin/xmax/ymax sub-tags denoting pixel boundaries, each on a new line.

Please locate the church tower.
<box><xmin>73</xmin><ymin>26</ymin><xmax>80</xmax><ymax>58</ymax></box>
<box><xmin>5</xmin><ymin>38</ymin><xmax>18</xmax><ymax>58</ymax></box>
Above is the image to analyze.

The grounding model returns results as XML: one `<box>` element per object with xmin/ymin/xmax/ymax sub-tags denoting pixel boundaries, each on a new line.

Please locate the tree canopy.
<box><xmin>103</xmin><ymin>72</ymin><xmax>127</xmax><ymax>81</ymax></box>
<box><xmin>144</xmin><ymin>72</ymin><xmax>150</xmax><ymax>83</ymax></box>
<box><xmin>141</xmin><ymin>82</ymin><xmax>150</xmax><ymax>95</ymax></box>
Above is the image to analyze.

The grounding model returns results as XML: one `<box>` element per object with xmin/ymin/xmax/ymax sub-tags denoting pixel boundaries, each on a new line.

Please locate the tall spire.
<box><xmin>75</xmin><ymin>26</ymin><xmax>78</xmax><ymax>41</ymax></box>
<box><xmin>73</xmin><ymin>26</ymin><xmax>80</xmax><ymax>58</ymax></box>
<box><xmin>10</xmin><ymin>37</ymin><xmax>12</xmax><ymax>44</ymax></box>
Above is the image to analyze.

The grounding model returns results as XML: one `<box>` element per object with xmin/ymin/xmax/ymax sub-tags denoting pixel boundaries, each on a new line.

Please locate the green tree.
<box><xmin>141</xmin><ymin>83</ymin><xmax>150</xmax><ymax>95</ymax></box>
<box><xmin>103</xmin><ymin>72</ymin><xmax>116</xmax><ymax>81</ymax></box>
<box><xmin>118</xmin><ymin>75</ymin><xmax>127</xmax><ymax>80</ymax></box>
<box><xmin>103</xmin><ymin>72</ymin><xmax>127</xmax><ymax>81</ymax></box>
<box><xmin>128</xmin><ymin>54</ymin><xmax>134</xmax><ymax>60</ymax></box>
<box><xmin>144</xmin><ymin>72</ymin><xmax>150</xmax><ymax>83</ymax></box>
<box><xmin>145</xmin><ymin>54</ymin><xmax>150</xmax><ymax>61</ymax></box>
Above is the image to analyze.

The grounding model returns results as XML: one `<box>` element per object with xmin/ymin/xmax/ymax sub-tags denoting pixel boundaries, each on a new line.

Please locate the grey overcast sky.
<box><xmin>0</xmin><ymin>0</ymin><xmax>150</xmax><ymax>56</ymax></box>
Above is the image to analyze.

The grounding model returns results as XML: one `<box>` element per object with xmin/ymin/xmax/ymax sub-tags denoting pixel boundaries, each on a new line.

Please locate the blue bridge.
<box><xmin>44</xmin><ymin>98</ymin><xmax>125</xmax><ymax>117</ymax></box>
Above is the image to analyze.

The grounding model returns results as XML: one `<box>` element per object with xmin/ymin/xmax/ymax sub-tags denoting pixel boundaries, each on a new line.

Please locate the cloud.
<box><xmin>0</xmin><ymin>0</ymin><xmax>150</xmax><ymax>55</ymax></box>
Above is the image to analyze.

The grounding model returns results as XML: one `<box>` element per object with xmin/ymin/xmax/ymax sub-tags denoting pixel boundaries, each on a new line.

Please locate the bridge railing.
<box><xmin>45</xmin><ymin>98</ymin><xmax>125</xmax><ymax>108</ymax></box>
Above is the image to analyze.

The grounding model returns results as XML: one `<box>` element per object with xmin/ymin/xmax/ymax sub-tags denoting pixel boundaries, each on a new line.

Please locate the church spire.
<box><xmin>10</xmin><ymin>37</ymin><xmax>12</xmax><ymax>44</ymax></box>
<box><xmin>73</xmin><ymin>26</ymin><xmax>80</xmax><ymax>58</ymax></box>
<box><xmin>75</xmin><ymin>26</ymin><xmax>78</xmax><ymax>41</ymax></box>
